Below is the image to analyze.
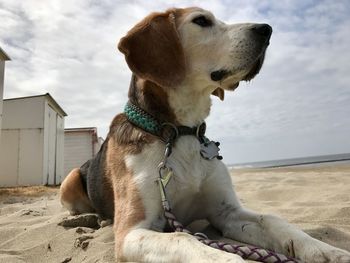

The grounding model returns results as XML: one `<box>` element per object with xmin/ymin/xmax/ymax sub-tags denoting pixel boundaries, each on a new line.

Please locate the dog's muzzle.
<box><xmin>210</xmin><ymin>23</ymin><xmax>272</xmax><ymax>83</ymax></box>
<box><xmin>251</xmin><ymin>23</ymin><xmax>272</xmax><ymax>44</ymax></box>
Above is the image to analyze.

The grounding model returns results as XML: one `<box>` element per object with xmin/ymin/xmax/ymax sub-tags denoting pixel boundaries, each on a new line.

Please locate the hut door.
<box><xmin>47</xmin><ymin>105</ymin><xmax>57</xmax><ymax>185</ymax></box>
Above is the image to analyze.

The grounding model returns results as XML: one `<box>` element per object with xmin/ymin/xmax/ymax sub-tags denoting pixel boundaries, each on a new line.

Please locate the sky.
<box><xmin>1</xmin><ymin>0</ymin><xmax>350</xmax><ymax>164</ymax></box>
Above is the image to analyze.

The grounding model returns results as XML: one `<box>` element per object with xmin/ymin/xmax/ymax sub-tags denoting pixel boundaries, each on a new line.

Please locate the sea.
<box><xmin>229</xmin><ymin>153</ymin><xmax>350</xmax><ymax>169</ymax></box>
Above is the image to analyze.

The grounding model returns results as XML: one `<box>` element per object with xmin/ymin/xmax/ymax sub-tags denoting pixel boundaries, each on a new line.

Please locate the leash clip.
<box><xmin>158</xmin><ymin>165</ymin><xmax>173</xmax><ymax>211</ymax></box>
<box><xmin>157</xmin><ymin>140</ymin><xmax>174</xmax><ymax>211</ymax></box>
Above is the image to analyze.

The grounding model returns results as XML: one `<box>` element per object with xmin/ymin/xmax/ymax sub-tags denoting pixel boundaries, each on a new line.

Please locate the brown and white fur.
<box><xmin>60</xmin><ymin>7</ymin><xmax>350</xmax><ymax>263</ymax></box>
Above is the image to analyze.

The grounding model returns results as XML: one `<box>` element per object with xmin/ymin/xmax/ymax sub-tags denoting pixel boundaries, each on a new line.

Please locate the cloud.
<box><xmin>1</xmin><ymin>0</ymin><xmax>349</xmax><ymax>164</ymax></box>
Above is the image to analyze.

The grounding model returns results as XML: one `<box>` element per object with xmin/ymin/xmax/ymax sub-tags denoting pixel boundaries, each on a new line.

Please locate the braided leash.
<box><xmin>163</xmin><ymin>208</ymin><xmax>299</xmax><ymax>263</ymax></box>
<box><xmin>156</xmin><ymin>132</ymin><xmax>299</xmax><ymax>262</ymax></box>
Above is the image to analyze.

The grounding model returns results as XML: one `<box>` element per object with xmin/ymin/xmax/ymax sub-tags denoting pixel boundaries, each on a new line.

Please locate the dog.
<box><xmin>60</xmin><ymin>7</ymin><xmax>350</xmax><ymax>262</ymax></box>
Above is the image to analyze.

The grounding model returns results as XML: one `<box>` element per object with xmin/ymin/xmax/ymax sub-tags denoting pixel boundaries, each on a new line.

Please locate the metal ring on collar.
<box><xmin>161</xmin><ymin>122</ymin><xmax>179</xmax><ymax>142</ymax></box>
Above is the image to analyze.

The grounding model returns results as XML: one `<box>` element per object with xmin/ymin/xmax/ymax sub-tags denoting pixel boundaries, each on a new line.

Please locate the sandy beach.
<box><xmin>0</xmin><ymin>164</ymin><xmax>349</xmax><ymax>262</ymax></box>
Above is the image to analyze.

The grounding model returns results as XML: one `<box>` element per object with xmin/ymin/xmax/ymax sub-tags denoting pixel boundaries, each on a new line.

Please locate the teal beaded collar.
<box><xmin>124</xmin><ymin>101</ymin><xmax>207</xmax><ymax>141</ymax></box>
<box><xmin>124</xmin><ymin>101</ymin><xmax>222</xmax><ymax>160</ymax></box>
<box><xmin>124</xmin><ymin>101</ymin><xmax>161</xmax><ymax>135</ymax></box>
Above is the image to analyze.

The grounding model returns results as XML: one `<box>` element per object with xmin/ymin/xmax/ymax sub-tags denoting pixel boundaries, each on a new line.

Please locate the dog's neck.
<box><xmin>128</xmin><ymin>75</ymin><xmax>212</xmax><ymax>127</ymax></box>
<box><xmin>167</xmin><ymin>83</ymin><xmax>212</xmax><ymax>127</ymax></box>
<box><xmin>128</xmin><ymin>75</ymin><xmax>177</xmax><ymax>125</ymax></box>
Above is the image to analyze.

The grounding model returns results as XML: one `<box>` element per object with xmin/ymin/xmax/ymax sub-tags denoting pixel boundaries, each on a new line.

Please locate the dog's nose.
<box><xmin>251</xmin><ymin>24</ymin><xmax>272</xmax><ymax>39</ymax></box>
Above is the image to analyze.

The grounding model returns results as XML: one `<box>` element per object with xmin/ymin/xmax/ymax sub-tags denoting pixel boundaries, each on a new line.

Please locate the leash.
<box><xmin>158</xmin><ymin>144</ymin><xmax>299</xmax><ymax>263</ymax></box>
<box><xmin>124</xmin><ymin>101</ymin><xmax>299</xmax><ymax>262</ymax></box>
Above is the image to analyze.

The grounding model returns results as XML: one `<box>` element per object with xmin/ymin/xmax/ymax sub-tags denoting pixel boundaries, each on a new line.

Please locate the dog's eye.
<box><xmin>192</xmin><ymin>15</ymin><xmax>213</xmax><ymax>27</ymax></box>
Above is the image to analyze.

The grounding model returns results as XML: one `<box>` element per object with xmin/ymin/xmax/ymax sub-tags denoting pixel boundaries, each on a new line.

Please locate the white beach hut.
<box><xmin>63</xmin><ymin>127</ymin><xmax>102</xmax><ymax>178</ymax></box>
<box><xmin>0</xmin><ymin>93</ymin><xmax>67</xmax><ymax>187</ymax></box>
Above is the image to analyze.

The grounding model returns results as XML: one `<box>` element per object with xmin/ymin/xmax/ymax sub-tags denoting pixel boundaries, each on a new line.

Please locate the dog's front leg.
<box><xmin>204</xmin><ymin>162</ymin><xmax>350</xmax><ymax>263</ymax></box>
<box><xmin>213</xmin><ymin>207</ymin><xmax>350</xmax><ymax>263</ymax></box>
<box><xmin>118</xmin><ymin>228</ymin><xmax>246</xmax><ymax>262</ymax></box>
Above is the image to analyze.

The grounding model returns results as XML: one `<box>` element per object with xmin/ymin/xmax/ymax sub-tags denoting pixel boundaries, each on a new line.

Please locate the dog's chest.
<box><xmin>126</xmin><ymin>137</ymin><xmax>214</xmax><ymax>226</ymax></box>
<box><xmin>169</xmin><ymin>137</ymin><xmax>208</xmax><ymax>187</ymax></box>
<box><xmin>166</xmin><ymin>138</ymin><xmax>213</xmax><ymax>221</ymax></box>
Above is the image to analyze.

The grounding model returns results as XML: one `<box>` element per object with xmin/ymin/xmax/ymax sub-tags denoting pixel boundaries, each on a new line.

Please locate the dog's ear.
<box><xmin>211</xmin><ymin>88</ymin><xmax>225</xmax><ymax>101</ymax></box>
<box><xmin>118</xmin><ymin>10</ymin><xmax>185</xmax><ymax>88</ymax></box>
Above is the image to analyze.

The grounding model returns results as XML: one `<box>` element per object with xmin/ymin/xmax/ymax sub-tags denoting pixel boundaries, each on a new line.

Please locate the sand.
<box><xmin>0</xmin><ymin>164</ymin><xmax>349</xmax><ymax>262</ymax></box>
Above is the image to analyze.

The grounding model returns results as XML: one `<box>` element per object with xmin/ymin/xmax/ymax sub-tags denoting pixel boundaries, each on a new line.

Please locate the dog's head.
<box><xmin>118</xmin><ymin>7</ymin><xmax>271</xmax><ymax>101</ymax></box>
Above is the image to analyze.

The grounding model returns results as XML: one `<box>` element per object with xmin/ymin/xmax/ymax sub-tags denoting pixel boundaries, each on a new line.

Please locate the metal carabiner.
<box><xmin>158</xmin><ymin>166</ymin><xmax>173</xmax><ymax>187</ymax></box>
<box><xmin>157</xmin><ymin>165</ymin><xmax>174</xmax><ymax>211</ymax></box>
<box><xmin>157</xmin><ymin>136</ymin><xmax>175</xmax><ymax>211</ymax></box>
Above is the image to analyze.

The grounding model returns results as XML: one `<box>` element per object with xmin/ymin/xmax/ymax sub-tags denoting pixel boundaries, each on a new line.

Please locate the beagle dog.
<box><xmin>60</xmin><ymin>7</ymin><xmax>350</xmax><ymax>263</ymax></box>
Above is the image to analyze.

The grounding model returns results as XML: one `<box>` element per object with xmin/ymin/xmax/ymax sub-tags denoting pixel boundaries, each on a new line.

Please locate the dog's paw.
<box><xmin>291</xmin><ymin>238</ymin><xmax>350</xmax><ymax>263</ymax></box>
<box><xmin>308</xmin><ymin>247</ymin><xmax>350</xmax><ymax>263</ymax></box>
